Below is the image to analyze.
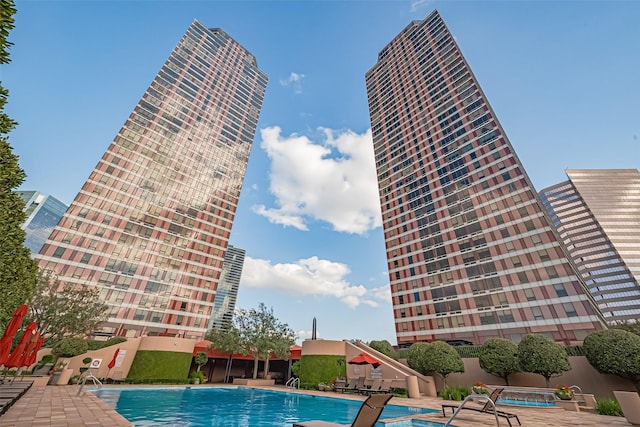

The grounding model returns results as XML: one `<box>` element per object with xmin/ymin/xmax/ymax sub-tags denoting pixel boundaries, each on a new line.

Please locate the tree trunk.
<box><xmin>544</xmin><ymin>376</ymin><xmax>551</xmax><ymax>388</ymax></box>
<box><xmin>224</xmin><ymin>355</ymin><xmax>233</xmax><ymax>383</ymax></box>
<box><xmin>503</xmin><ymin>375</ymin><xmax>510</xmax><ymax>386</ymax></box>
<box><xmin>263</xmin><ymin>358</ymin><xmax>271</xmax><ymax>379</ymax></box>
<box><xmin>253</xmin><ymin>357</ymin><xmax>259</xmax><ymax>379</ymax></box>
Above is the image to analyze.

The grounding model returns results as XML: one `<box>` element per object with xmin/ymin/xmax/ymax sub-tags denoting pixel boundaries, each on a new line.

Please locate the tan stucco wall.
<box><xmin>136</xmin><ymin>336</ymin><xmax>195</xmax><ymax>353</ymax></box>
<box><xmin>444</xmin><ymin>356</ymin><xmax>636</xmax><ymax>398</ymax></box>
<box><xmin>301</xmin><ymin>339</ymin><xmax>346</xmax><ymax>355</ymax></box>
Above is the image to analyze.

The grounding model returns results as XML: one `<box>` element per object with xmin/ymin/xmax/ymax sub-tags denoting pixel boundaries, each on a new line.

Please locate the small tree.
<box><xmin>518</xmin><ymin>334</ymin><xmax>570</xmax><ymax>387</ymax></box>
<box><xmin>479</xmin><ymin>338</ymin><xmax>520</xmax><ymax>385</ymax></box>
<box><xmin>28</xmin><ymin>270</ymin><xmax>108</xmax><ymax>343</ymax></box>
<box><xmin>194</xmin><ymin>351</ymin><xmax>208</xmax><ymax>372</ymax></box>
<box><xmin>583</xmin><ymin>329</ymin><xmax>640</xmax><ymax>394</ymax></box>
<box><xmin>369</xmin><ymin>340</ymin><xmax>397</xmax><ymax>360</ymax></box>
<box><xmin>207</xmin><ymin>303</ymin><xmax>296</xmax><ymax>380</ymax></box>
<box><xmin>406</xmin><ymin>341</ymin><xmax>464</xmax><ymax>388</ymax></box>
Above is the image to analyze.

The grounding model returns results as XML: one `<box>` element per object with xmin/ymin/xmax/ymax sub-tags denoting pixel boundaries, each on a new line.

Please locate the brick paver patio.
<box><xmin>0</xmin><ymin>384</ymin><xmax>634</xmax><ymax>426</ymax></box>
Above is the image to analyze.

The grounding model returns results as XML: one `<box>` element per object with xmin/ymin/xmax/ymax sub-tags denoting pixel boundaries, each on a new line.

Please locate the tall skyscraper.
<box><xmin>19</xmin><ymin>190</ymin><xmax>68</xmax><ymax>255</ymax></box>
<box><xmin>366</xmin><ymin>11</ymin><xmax>605</xmax><ymax>346</ymax></box>
<box><xmin>36</xmin><ymin>20</ymin><xmax>267</xmax><ymax>339</ymax></box>
<box><xmin>209</xmin><ymin>245</ymin><xmax>245</xmax><ymax>330</ymax></box>
<box><xmin>540</xmin><ymin>169</ymin><xmax>640</xmax><ymax>324</ymax></box>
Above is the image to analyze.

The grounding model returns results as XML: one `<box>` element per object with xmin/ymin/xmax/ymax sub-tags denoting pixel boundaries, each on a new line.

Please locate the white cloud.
<box><xmin>410</xmin><ymin>0</ymin><xmax>435</xmax><ymax>13</ymax></box>
<box><xmin>280</xmin><ymin>72</ymin><xmax>305</xmax><ymax>94</ymax></box>
<box><xmin>255</xmin><ymin>126</ymin><xmax>382</xmax><ymax>235</ymax></box>
<box><xmin>241</xmin><ymin>256</ymin><xmax>382</xmax><ymax>309</ymax></box>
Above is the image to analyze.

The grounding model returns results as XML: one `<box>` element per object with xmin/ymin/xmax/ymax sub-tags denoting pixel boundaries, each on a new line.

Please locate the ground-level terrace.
<box><xmin>0</xmin><ymin>383</ymin><xmax>633</xmax><ymax>427</ymax></box>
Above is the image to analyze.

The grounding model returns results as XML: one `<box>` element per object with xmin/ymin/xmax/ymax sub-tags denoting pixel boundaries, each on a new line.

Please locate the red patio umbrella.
<box><xmin>107</xmin><ymin>348</ymin><xmax>120</xmax><ymax>369</ymax></box>
<box><xmin>348</xmin><ymin>352</ymin><xmax>383</xmax><ymax>379</ymax></box>
<box><xmin>0</xmin><ymin>304</ymin><xmax>29</xmax><ymax>365</ymax></box>
<box><xmin>4</xmin><ymin>322</ymin><xmax>37</xmax><ymax>369</ymax></box>
<box><xmin>348</xmin><ymin>353</ymin><xmax>382</xmax><ymax>369</ymax></box>
<box><xmin>19</xmin><ymin>331</ymin><xmax>41</xmax><ymax>369</ymax></box>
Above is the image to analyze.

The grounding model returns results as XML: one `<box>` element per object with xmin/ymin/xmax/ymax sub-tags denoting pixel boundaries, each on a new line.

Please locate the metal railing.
<box><xmin>444</xmin><ymin>394</ymin><xmax>501</xmax><ymax>427</ymax></box>
<box><xmin>76</xmin><ymin>370</ymin><xmax>102</xmax><ymax>396</ymax></box>
<box><xmin>285</xmin><ymin>377</ymin><xmax>300</xmax><ymax>389</ymax></box>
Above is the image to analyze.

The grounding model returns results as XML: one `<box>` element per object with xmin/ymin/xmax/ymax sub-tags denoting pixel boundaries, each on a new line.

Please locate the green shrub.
<box><xmin>595</xmin><ymin>398</ymin><xmax>623</xmax><ymax>417</ymax></box>
<box><xmin>190</xmin><ymin>370</ymin><xmax>205</xmax><ymax>383</ymax></box>
<box><xmin>87</xmin><ymin>337</ymin><xmax>127</xmax><ymax>350</ymax></box>
<box><xmin>36</xmin><ymin>354</ymin><xmax>55</xmax><ymax>369</ymax></box>
<box><xmin>298</xmin><ymin>355</ymin><xmax>346</xmax><ymax>386</ymax></box>
<box><xmin>438</xmin><ymin>385</ymin><xmax>471</xmax><ymax>401</ymax></box>
<box><xmin>127</xmin><ymin>350</ymin><xmax>191</xmax><ymax>380</ymax></box>
<box><xmin>52</xmin><ymin>337</ymin><xmax>88</xmax><ymax>358</ymax></box>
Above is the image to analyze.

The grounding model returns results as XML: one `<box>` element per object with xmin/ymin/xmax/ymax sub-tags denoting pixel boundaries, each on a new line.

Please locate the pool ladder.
<box><xmin>76</xmin><ymin>370</ymin><xmax>103</xmax><ymax>396</ymax></box>
<box><xmin>444</xmin><ymin>394</ymin><xmax>502</xmax><ymax>427</ymax></box>
<box><xmin>286</xmin><ymin>377</ymin><xmax>300</xmax><ymax>389</ymax></box>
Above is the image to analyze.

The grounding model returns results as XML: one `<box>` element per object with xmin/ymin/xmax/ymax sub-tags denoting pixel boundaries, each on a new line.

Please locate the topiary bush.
<box><xmin>518</xmin><ymin>334</ymin><xmax>570</xmax><ymax>387</ymax></box>
<box><xmin>479</xmin><ymin>338</ymin><xmax>520</xmax><ymax>385</ymax></box>
<box><xmin>298</xmin><ymin>355</ymin><xmax>346</xmax><ymax>387</ymax></box>
<box><xmin>583</xmin><ymin>329</ymin><xmax>640</xmax><ymax>394</ymax></box>
<box><xmin>127</xmin><ymin>350</ymin><xmax>191</xmax><ymax>380</ymax></box>
<box><xmin>595</xmin><ymin>398</ymin><xmax>623</xmax><ymax>417</ymax></box>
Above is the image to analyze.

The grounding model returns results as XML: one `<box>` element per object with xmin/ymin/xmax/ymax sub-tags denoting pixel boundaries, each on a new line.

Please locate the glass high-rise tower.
<box><xmin>209</xmin><ymin>245</ymin><xmax>245</xmax><ymax>331</ymax></box>
<box><xmin>540</xmin><ymin>169</ymin><xmax>640</xmax><ymax>324</ymax></box>
<box><xmin>366</xmin><ymin>11</ymin><xmax>605</xmax><ymax>346</ymax></box>
<box><xmin>36</xmin><ymin>20</ymin><xmax>267</xmax><ymax>339</ymax></box>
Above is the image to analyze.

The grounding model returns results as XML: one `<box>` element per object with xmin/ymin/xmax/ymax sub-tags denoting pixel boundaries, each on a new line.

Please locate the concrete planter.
<box><xmin>613</xmin><ymin>390</ymin><xmax>640</xmax><ymax>426</ymax></box>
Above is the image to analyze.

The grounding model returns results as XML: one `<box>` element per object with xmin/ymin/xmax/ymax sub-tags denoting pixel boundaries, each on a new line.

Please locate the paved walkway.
<box><xmin>0</xmin><ymin>383</ymin><xmax>634</xmax><ymax>426</ymax></box>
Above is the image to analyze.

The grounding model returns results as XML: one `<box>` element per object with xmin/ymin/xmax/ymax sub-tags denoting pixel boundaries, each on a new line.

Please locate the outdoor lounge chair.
<box><xmin>293</xmin><ymin>393</ymin><xmax>393</xmax><ymax>427</ymax></box>
<box><xmin>369</xmin><ymin>379</ymin><xmax>393</xmax><ymax>394</ymax></box>
<box><xmin>441</xmin><ymin>387</ymin><xmax>521</xmax><ymax>427</ymax></box>
<box><xmin>358</xmin><ymin>378</ymin><xmax>381</xmax><ymax>395</ymax></box>
<box><xmin>345</xmin><ymin>377</ymin><xmax>365</xmax><ymax>393</ymax></box>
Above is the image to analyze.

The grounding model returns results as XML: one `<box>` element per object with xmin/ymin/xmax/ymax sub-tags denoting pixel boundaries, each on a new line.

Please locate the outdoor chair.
<box><xmin>358</xmin><ymin>378</ymin><xmax>381</xmax><ymax>395</ymax></box>
<box><xmin>441</xmin><ymin>387</ymin><xmax>521</xmax><ymax>427</ymax></box>
<box><xmin>293</xmin><ymin>393</ymin><xmax>393</xmax><ymax>427</ymax></box>
<box><xmin>345</xmin><ymin>377</ymin><xmax>365</xmax><ymax>393</ymax></box>
<box><xmin>369</xmin><ymin>379</ymin><xmax>393</xmax><ymax>394</ymax></box>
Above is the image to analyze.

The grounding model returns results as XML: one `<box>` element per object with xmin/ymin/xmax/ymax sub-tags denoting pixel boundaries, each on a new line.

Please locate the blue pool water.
<box><xmin>93</xmin><ymin>387</ymin><xmax>438</xmax><ymax>426</ymax></box>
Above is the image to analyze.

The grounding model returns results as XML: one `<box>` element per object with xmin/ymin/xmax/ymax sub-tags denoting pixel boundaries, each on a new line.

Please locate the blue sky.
<box><xmin>5</xmin><ymin>1</ymin><xmax>639</xmax><ymax>345</ymax></box>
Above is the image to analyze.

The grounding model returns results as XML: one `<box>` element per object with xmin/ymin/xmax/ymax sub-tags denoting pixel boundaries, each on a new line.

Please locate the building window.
<box><xmin>53</xmin><ymin>247</ymin><xmax>66</xmax><ymax>258</ymax></box>
<box><xmin>563</xmin><ymin>303</ymin><xmax>578</xmax><ymax>317</ymax></box>
<box><xmin>554</xmin><ymin>283</ymin><xmax>568</xmax><ymax>297</ymax></box>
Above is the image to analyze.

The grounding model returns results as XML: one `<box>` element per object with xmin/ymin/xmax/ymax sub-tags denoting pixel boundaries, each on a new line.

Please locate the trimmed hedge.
<box><xmin>127</xmin><ymin>350</ymin><xmax>192</xmax><ymax>380</ymax></box>
<box><xmin>298</xmin><ymin>355</ymin><xmax>346</xmax><ymax>387</ymax></box>
<box><xmin>87</xmin><ymin>337</ymin><xmax>128</xmax><ymax>351</ymax></box>
<box><xmin>454</xmin><ymin>344</ymin><xmax>583</xmax><ymax>358</ymax></box>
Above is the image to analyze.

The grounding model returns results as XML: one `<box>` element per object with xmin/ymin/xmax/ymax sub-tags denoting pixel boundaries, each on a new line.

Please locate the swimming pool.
<box><xmin>93</xmin><ymin>386</ymin><xmax>438</xmax><ymax>426</ymax></box>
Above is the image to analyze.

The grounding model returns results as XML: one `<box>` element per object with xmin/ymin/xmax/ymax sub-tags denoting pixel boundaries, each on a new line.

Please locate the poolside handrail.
<box><xmin>76</xmin><ymin>370</ymin><xmax>103</xmax><ymax>396</ymax></box>
<box><xmin>286</xmin><ymin>377</ymin><xmax>300</xmax><ymax>389</ymax></box>
<box><xmin>569</xmin><ymin>385</ymin><xmax>583</xmax><ymax>394</ymax></box>
<box><xmin>443</xmin><ymin>394</ymin><xmax>501</xmax><ymax>427</ymax></box>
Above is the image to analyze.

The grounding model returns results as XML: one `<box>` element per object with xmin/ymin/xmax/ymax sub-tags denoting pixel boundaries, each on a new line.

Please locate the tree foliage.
<box><xmin>28</xmin><ymin>270</ymin><xmax>108</xmax><ymax>344</ymax></box>
<box><xmin>518</xmin><ymin>334</ymin><xmax>570</xmax><ymax>387</ymax></box>
<box><xmin>0</xmin><ymin>0</ymin><xmax>38</xmax><ymax>335</ymax></box>
<box><xmin>194</xmin><ymin>351</ymin><xmax>208</xmax><ymax>372</ymax></box>
<box><xmin>207</xmin><ymin>303</ymin><xmax>296</xmax><ymax>379</ymax></box>
<box><xmin>368</xmin><ymin>340</ymin><xmax>397</xmax><ymax>360</ymax></box>
<box><xmin>583</xmin><ymin>329</ymin><xmax>640</xmax><ymax>394</ymax></box>
<box><xmin>479</xmin><ymin>338</ymin><xmax>520</xmax><ymax>385</ymax></box>
<box><xmin>406</xmin><ymin>341</ymin><xmax>464</xmax><ymax>388</ymax></box>
<box><xmin>611</xmin><ymin>320</ymin><xmax>640</xmax><ymax>337</ymax></box>
<box><xmin>52</xmin><ymin>337</ymin><xmax>88</xmax><ymax>358</ymax></box>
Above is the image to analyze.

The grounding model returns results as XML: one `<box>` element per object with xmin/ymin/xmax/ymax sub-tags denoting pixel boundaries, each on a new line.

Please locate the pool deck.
<box><xmin>0</xmin><ymin>383</ymin><xmax>634</xmax><ymax>427</ymax></box>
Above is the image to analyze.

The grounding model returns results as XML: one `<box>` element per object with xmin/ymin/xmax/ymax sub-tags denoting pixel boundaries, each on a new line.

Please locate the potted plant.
<box><xmin>554</xmin><ymin>384</ymin><xmax>573</xmax><ymax>400</ymax></box>
<box><xmin>472</xmin><ymin>381</ymin><xmax>488</xmax><ymax>395</ymax></box>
